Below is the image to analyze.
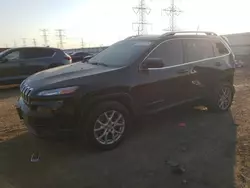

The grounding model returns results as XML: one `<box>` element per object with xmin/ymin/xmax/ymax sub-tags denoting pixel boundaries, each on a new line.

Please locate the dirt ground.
<box><xmin>0</xmin><ymin>67</ymin><xmax>249</xmax><ymax>188</ymax></box>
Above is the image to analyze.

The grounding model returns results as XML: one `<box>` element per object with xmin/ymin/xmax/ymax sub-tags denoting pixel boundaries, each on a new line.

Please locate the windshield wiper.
<box><xmin>88</xmin><ymin>62</ymin><xmax>108</xmax><ymax>67</ymax></box>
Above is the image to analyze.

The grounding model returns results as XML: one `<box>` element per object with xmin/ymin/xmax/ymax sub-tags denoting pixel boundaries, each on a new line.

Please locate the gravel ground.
<box><xmin>0</xmin><ymin>67</ymin><xmax>249</xmax><ymax>188</ymax></box>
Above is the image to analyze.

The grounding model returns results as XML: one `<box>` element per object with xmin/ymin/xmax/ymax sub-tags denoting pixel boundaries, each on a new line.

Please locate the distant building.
<box><xmin>223</xmin><ymin>32</ymin><xmax>250</xmax><ymax>60</ymax></box>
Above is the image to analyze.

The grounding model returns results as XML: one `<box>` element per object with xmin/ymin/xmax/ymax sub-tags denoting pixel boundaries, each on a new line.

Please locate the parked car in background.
<box><xmin>16</xmin><ymin>31</ymin><xmax>235</xmax><ymax>150</ymax></box>
<box><xmin>0</xmin><ymin>47</ymin><xmax>71</xmax><ymax>85</ymax></box>
<box><xmin>70</xmin><ymin>51</ymin><xmax>91</xmax><ymax>63</ymax></box>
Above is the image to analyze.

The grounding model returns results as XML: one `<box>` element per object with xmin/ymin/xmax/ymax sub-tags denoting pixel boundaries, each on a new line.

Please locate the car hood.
<box><xmin>24</xmin><ymin>62</ymin><xmax>117</xmax><ymax>89</ymax></box>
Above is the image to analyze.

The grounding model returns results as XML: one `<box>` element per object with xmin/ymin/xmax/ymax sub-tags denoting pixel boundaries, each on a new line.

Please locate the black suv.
<box><xmin>0</xmin><ymin>47</ymin><xmax>72</xmax><ymax>85</ymax></box>
<box><xmin>16</xmin><ymin>31</ymin><xmax>235</xmax><ymax>150</ymax></box>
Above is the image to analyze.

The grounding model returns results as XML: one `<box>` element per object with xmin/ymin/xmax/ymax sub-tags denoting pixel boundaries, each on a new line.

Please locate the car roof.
<box><xmin>11</xmin><ymin>47</ymin><xmax>61</xmax><ymax>51</ymax></box>
<box><xmin>125</xmin><ymin>31</ymin><xmax>221</xmax><ymax>42</ymax></box>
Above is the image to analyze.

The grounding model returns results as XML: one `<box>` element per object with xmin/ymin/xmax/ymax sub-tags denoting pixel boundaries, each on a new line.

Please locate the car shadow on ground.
<box><xmin>0</xmin><ymin>105</ymin><xmax>236</xmax><ymax>188</ymax></box>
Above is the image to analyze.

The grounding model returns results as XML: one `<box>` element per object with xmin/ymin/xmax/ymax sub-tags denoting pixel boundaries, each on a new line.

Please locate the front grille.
<box><xmin>20</xmin><ymin>84</ymin><xmax>33</xmax><ymax>104</ymax></box>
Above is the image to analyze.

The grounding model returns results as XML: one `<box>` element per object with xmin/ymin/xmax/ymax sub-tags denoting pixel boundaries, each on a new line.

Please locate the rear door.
<box><xmin>182</xmin><ymin>38</ymin><xmax>218</xmax><ymax>98</ymax></box>
<box><xmin>20</xmin><ymin>48</ymin><xmax>55</xmax><ymax>77</ymax></box>
<box><xmin>0</xmin><ymin>49</ymin><xmax>23</xmax><ymax>84</ymax></box>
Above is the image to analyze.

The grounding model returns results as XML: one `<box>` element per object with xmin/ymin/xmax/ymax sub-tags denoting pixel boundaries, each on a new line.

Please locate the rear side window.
<box><xmin>21</xmin><ymin>48</ymin><xmax>55</xmax><ymax>59</ymax></box>
<box><xmin>183</xmin><ymin>39</ymin><xmax>214</xmax><ymax>62</ymax></box>
<box><xmin>212</xmin><ymin>39</ymin><xmax>229</xmax><ymax>56</ymax></box>
<box><xmin>148</xmin><ymin>39</ymin><xmax>183</xmax><ymax>67</ymax></box>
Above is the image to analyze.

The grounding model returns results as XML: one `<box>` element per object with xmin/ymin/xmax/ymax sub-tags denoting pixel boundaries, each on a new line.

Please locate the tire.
<box><xmin>207</xmin><ymin>83</ymin><xmax>235</xmax><ymax>112</ymax></box>
<box><xmin>84</xmin><ymin>101</ymin><xmax>130</xmax><ymax>150</ymax></box>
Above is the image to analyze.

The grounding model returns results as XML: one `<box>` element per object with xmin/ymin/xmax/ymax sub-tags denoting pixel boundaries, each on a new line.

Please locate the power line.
<box><xmin>22</xmin><ymin>38</ymin><xmax>27</xmax><ymax>47</ymax></box>
<box><xmin>40</xmin><ymin>29</ymin><xmax>49</xmax><ymax>46</ymax></box>
<box><xmin>33</xmin><ymin>38</ymin><xmax>37</xmax><ymax>47</ymax></box>
<box><xmin>132</xmin><ymin>0</ymin><xmax>151</xmax><ymax>35</ymax></box>
<box><xmin>56</xmin><ymin>29</ymin><xmax>66</xmax><ymax>49</ymax></box>
<box><xmin>162</xmin><ymin>0</ymin><xmax>183</xmax><ymax>31</ymax></box>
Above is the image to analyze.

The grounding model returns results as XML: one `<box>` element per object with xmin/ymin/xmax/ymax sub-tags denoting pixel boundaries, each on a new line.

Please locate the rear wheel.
<box><xmin>207</xmin><ymin>83</ymin><xmax>234</xmax><ymax>112</ymax></box>
<box><xmin>85</xmin><ymin>101</ymin><xmax>129</xmax><ymax>150</ymax></box>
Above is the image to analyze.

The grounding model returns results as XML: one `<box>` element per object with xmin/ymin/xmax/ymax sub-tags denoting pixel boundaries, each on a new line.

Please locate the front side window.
<box><xmin>183</xmin><ymin>39</ymin><xmax>214</xmax><ymax>62</ymax></box>
<box><xmin>88</xmin><ymin>40</ymin><xmax>152</xmax><ymax>67</ymax></box>
<box><xmin>147</xmin><ymin>39</ymin><xmax>183</xmax><ymax>67</ymax></box>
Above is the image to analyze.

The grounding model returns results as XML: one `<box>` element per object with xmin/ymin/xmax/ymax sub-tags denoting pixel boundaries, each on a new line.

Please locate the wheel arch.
<box><xmin>80</xmin><ymin>92</ymin><xmax>135</xmax><ymax>119</ymax></box>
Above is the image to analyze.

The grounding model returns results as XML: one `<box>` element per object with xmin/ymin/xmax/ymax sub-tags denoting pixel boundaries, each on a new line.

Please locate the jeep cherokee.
<box><xmin>16</xmin><ymin>31</ymin><xmax>235</xmax><ymax>150</ymax></box>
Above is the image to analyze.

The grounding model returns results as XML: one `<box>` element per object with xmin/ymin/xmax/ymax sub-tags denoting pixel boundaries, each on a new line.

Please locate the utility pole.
<box><xmin>22</xmin><ymin>38</ymin><xmax>27</xmax><ymax>47</ymax></box>
<box><xmin>132</xmin><ymin>0</ymin><xmax>151</xmax><ymax>35</ymax></box>
<box><xmin>162</xmin><ymin>0</ymin><xmax>182</xmax><ymax>31</ymax></box>
<box><xmin>33</xmin><ymin>38</ymin><xmax>37</xmax><ymax>47</ymax></box>
<box><xmin>55</xmin><ymin>29</ymin><xmax>66</xmax><ymax>49</ymax></box>
<box><xmin>40</xmin><ymin>29</ymin><xmax>49</xmax><ymax>46</ymax></box>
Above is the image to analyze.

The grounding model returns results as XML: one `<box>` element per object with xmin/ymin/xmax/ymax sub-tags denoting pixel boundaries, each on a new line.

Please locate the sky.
<box><xmin>0</xmin><ymin>0</ymin><xmax>250</xmax><ymax>49</ymax></box>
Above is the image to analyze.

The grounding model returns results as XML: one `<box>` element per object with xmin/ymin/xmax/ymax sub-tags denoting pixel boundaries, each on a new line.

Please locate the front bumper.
<box><xmin>16</xmin><ymin>97</ymin><xmax>79</xmax><ymax>137</ymax></box>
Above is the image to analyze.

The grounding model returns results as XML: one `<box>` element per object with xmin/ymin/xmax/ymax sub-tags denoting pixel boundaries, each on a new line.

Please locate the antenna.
<box><xmin>40</xmin><ymin>29</ymin><xmax>49</xmax><ymax>46</ymax></box>
<box><xmin>56</xmin><ymin>29</ymin><xmax>66</xmax><ymax>49</ymax></box>
<box><xmin>132</xmin><ymin>0</ymin><xmax>151</xmax><ymax>35</ymax></box>
<box><xmin>162</xmin><ymin>0</ymin><xmax>183</xmax><ymax>31</ymax></box>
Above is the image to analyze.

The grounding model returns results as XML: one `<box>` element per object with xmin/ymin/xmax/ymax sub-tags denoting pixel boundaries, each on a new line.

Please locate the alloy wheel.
<box><xmin>93</xmin><ymin>110</ymin><xmax>125</xmax><ymax>145</ymax></box>
<box><xmin>217</xmin><ymin>86</ymin><xmax>232</xmax><ymax>110</ymax></box>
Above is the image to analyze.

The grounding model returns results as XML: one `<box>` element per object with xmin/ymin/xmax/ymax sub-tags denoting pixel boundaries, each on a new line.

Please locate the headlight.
<box><xmin>37</xmin><ymin>86</ymin><xmax>78</xmax><ymax>96</ymax></box>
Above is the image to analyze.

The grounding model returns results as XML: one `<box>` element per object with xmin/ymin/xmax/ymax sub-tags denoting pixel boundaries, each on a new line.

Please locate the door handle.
<box><xmin>177</xmin><ymin>69</ymin><xmax>189</xmax><ymax>74</ymax></box>
<box><xmin>215</xmin><ymin>62</ymin><xmax>222</xmax><ymax>66</ymax></box>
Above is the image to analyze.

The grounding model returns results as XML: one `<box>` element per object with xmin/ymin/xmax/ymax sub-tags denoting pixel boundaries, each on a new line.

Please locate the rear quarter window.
<box><xmin>212</xmin><ymin>39</ymin><xmax>229</xmax><ymax>56</ymax></box>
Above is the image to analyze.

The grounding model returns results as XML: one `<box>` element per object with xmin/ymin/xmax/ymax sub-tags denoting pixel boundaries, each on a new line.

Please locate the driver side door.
<box><xmin>0</xmin><ymin>49</ymin><xmax>23</xmax><ymax>85</ymax></box>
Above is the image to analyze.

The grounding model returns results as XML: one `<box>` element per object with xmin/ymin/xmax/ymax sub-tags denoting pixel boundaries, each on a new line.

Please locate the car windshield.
<box><xmin>88</xmin><ymin>40</ymin><xmax>152</xmax><ymax>67</ymax></box>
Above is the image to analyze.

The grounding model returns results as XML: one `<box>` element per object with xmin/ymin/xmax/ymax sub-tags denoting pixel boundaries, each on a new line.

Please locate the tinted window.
<box><xmin>21</xmin><ymin>48</ymin><xmax>54</xmax><ymax>59</ymax></box>
<box><xmin>183</xmin><ymin>39</ymin><xmax>214</xmax><ymax>62</ymax></box>
<box><xmin>148</xmin><ymin>39</ymin><xmax>183</xmax><ymax>66</ymax></box>
<box><xmin>212</xmin><ymin>39</ymin><xmax>229</xmax><ymax>56</ymax></box>
<box><xmin>88</xmin><ymin>40</ymin><xmax>152</xmax><ymax>67</ymax></box>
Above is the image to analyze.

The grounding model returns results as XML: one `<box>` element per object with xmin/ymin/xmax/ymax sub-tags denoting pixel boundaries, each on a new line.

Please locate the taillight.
<box><xmin>65</xmin><ymin>56</ymin><xmax>72</xmax><ymax>62</ymax></box>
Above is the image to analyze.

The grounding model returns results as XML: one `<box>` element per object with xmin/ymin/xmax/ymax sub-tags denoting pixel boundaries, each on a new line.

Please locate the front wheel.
<box><xmin>85</xmin><ymin>101</ymin><xmax>129</xmax><ymax>150</ymax></box>
<box><xmin>207</xmin><ymin>83</ymin><xmax>235</xmax><ymax>112</ymax></box>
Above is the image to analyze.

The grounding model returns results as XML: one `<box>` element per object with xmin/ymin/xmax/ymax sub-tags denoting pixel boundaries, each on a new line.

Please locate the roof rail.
<box><xmin>124</xmin><ymin>35</ymin><xmax>141</xmax><ymax>40</ymax></box>
<box><xmin>161</xmin><ymin>31</ymin><xmax>218</xmax><ymax>37</ymax></box>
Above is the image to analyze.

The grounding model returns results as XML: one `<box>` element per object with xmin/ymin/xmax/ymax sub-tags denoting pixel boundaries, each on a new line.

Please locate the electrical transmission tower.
<box><xmin>40</xmin><ymin>29</ymin><xmax>49</xmax><ymax>46</ymax></box>
<box><xmin>22</xmin><ymin>38</ymin><xmax>27</xmax><ymax>47</ymax></box>
<box><xmin>81</xmin><ymin>38</ymin><xmax>85</xmax><ymax>49</ymax></box>
<box><xmin>56</xmin><ymin>29</ymin><xmax>66</xmax><ymax>49</ymax></box>
<box><xmin>14</xmin><ymin>40</ymin><xmax>17</xmax><ymax>47</ymax></box>
<box><xmin>162</xmin><ymin>0</ymin><xmax>182</xmax><ymax>31</ymax></box>
<box><xmin>132</xmin><ymin>0</ymin><xmax>151</xmax><ymax>35</ymax></box>
<box><xmin>33</xmin><ymin>39</ymin><xmax>37</xmax><ymax>47</ymax></box>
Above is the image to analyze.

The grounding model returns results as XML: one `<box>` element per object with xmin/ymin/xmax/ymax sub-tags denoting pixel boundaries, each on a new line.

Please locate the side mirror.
<box><xmin>141</xmin><ymin>58</ymin><xmax>164</xmax><ymax>69</ymax></box>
